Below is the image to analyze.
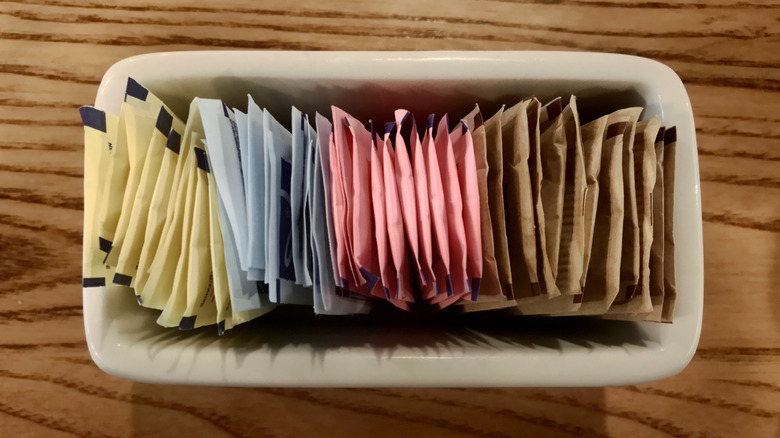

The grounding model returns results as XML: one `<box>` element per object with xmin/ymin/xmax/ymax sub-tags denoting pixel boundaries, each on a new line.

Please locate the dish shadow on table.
<box><xmin>124</xmin><ymin>298</ymin><xmax>650</xmax><ymax>374</ymax></box>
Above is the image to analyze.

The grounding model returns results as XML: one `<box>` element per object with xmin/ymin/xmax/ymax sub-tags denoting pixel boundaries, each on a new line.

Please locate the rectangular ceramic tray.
<box><xmin>83</xmin><ymin>51</ymin><xmax>703</xmax><ymax>387</ymax></box>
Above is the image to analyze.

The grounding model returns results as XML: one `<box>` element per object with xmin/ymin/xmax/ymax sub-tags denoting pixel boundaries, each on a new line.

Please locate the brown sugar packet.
<box><xmin>578</xmin><ymin>108</ymin><xmax>642</xmax><ymax>315</ymax></box>
<box><xmin>516</xmin><ymin>96</ymin><xmax>586</xmax><ymax>314</ymax></box>
<box><xmin>555</xmin><ymin>95</ymin><xmax>587</xmax><ymax>299</ymax></box>
<box><xmin>506</xmin><ymin>97</ymin><xmax>561</xmax><ymax>315</ymax></box>
<box><xmin>606</xmin><ymin>117</ymin><xmax>661</xmax><ymax>319</ymax></box>
<box><xmin>552</xmin><ymin>112</ymin><xmax>608</xmax><ymax>316</ymax></box>
<box><xmin>500</xmin><ymin>98</ymin><xmax>544</xmax><ymax>301</ymax></box>
<box><xmin>456</xmin><ymin>106</ymin><xmax>515</xmax><ymax>312</ymax></box>
<box><xmin>606</xmin><ymin>108</ymin><xmax>643</xmax><ymax>314</ymax></box>
<box><xmin>579</xmin><ymin>114</ymin><xmax>609</xmax><ymax>293</ymax></box>
<box><xmin>483</xmin><ymin>106</ymin><xmax>516</xmax><ymax>301</ymax></box>
<box><xmin>646</xmin><ymin>125</ymin><xmax>666</xmax><ymax>321</ymax></box>
<box><xmin>537</xmin><ymin>97</ymin><xmax>566</xmax><ymax>290</ymax></box>
<box><xmin>661</xmin><ymin>127</ymin><xmax>677</xmax><ymax>322</ymax></box>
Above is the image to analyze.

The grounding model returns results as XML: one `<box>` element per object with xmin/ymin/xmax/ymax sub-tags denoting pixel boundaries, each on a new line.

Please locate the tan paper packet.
<box><xmin>555</xmin><ymin>96</ymin><xmax>587</xmax><ymax>298</ymax></box>
<box><xmin>483</xmin><ymin>106</ymin><xmax>515</xmax><ymax>301</ymax></box>
<box><xmin>578</xmin><ymin>108</ymin><xmax>642</xmax><ymax>314</ymax></box>
<box><xmin>537</xmin><ymin>97</ymin><xmax>566</xmax><ymax>287</ymax></box>
<box><xmin>528</xmin><ymin>99</ymin><xmax>556</xmax><ymax>299</ymax></box>
<box><xmin>607</xmin><ymin>112</ymin><xmax>651</xmax><ymax>315</ymax></box>
<box><xmin>135</xmin><ymin>99</ymin><xmax>201</xmax><ymax>297</ymax></box>
<box><xmin>516</xmin><ymin>96</ymin><xmax>586</xmax><ymax>314</ymax></box>
<box><xmin>140</xmin><ymin>132</ymin><xmax>199</xmax><ymax>309</ymax></box>
<box><xmin>113</xmin><ymin>108</ymin><xmax>185</xmax><ymax>287</ymax></box>
<box><xmin>661</xmin><ymin>127</ymin><xmax>677</xmax><ymax>322</ymax></box>
<box><xmin>456</xmin><ymin>106</ymin><xmax>511</xmax><ymax>312</ymax></box>
<box><xmin>500</xmin><ymin>99</ymin><xmax>542</xmax><ymax>302</ymax></box>
<box><xmin>605</xmin><ymin>118</ymin><xmax>661</xmax><ymax>319</ymax></box>
<box><xmin>79</xmin><ymin>107</ymin><xmax>118</xmax><ymax>287</ymax></box>
<box><xmin>580</xmin><ymin>114</ymin><xmax>609</xmax><ymax>291</ymax></box>
<box><xmin>645</xmin><ymin>126</ymin><xmax>666</xmax><ymax>321</ymax></box>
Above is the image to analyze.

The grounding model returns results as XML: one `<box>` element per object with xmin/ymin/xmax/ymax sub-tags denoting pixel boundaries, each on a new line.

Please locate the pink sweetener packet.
<box><xmin>427</xmin><ymin>115</ymin><xmax>469</xmax><ymax>307</ymax></box>
<box><xmin>328</xmin><ymin>122</ymin><xmax>360</xmax><ymax>292</ymax></box>
<box><xmin>383</xmin><ymin>121</ymin><xmax>415</xmax><ymax>303</ymax></box>
<box><xmin>346</xmin><ymin>114</ymin><xmax>382</xmax><ymax>296</ymax></box>
<box><xmin>371</xmin><ymin>126</ymin><xmax>396</xmax><ymax>300</ymax></box>
<box><xmin>422</xmin><ymin>114</ymin><xmax>452</xmax><ymax>301</ymax></box>
<box><xmin>411</xmin><ymin>115</ymin><xmax>437</xmax><ymax>301</ymax></box>
<box><xmin>372</xmin><ymin>126</ymin><xmax>412</xmax><ymax>311</ymax></box>
<box><xmin>392</xmin><ymin>110</ymin><xmax>425</xmax><ymax>289</ymax></box>
<box><xmin>450</xmin><ymin>121</ymin><xmax>482</xmax><ymax>301</ymax></box>
<box><xmin>331</xmin><ymin>106</ymin><xmax>365</xmax><ymax>291</ymax></box>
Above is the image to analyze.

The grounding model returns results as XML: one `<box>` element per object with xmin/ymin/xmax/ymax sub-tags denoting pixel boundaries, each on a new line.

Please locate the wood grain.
<box><xmin>1</xmin><ymin>0</ymin><xmax>779</xmax><ymax>436</ymax></box>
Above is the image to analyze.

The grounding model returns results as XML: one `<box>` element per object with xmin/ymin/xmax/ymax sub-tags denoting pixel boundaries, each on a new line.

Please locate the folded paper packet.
<box><xmin>520</xmin><ymin>96</ymin><xmax>588</xmax><ymax>315</ymax></box>
<box><xmin>422</xmin><ymin>115</ymin><xmax>452</xmax><ymax>303</ymax></box>
<box><xmin>392</xmin><ymin>111</ymin><xmax>425</xmax><ymax>290</ymax></box>
<box><xmin>244</xmin><ymin>96</ymin><xmax>268</xmax><ymax>280</ymax></box>
<box><xmin>429</xmin><ymin>115</ymin><xmax>471</xmax><ymax>308</ymax></box>
<box><xmin>662</xmin><ymin>128</ymin><xmax>677</xmax><ymax>323</ymax></box>
<box><xmin>141</xmin><ymin>129</ymin><xmax>199</xmax><ymax>310</ymax></box>
<box><xmin>265</xmin><ymin>108</ymin><xmax>312</xmax><ymax>305</ymax></box>
<box><xmin>456</xmin><ymin>106</ymin><xmax>512</xmax><ymax>312</ymax></box>
<box><xmin>232</xmin><ymin>106</ymin><xmax>262</xmax><ymax>281</ymax></box>
<box><xmin>134</xmin><ymin>100</ymin><xmax>196</xmax><ymax>299</ymax></box>
<box><xmin>607</xmin><ymin>107</ymin><xmax>646</xmax><ymax>315</ymax></box>
<box><xmin>482</xmin><ymin>107</ymin><xmax>514</xmax><ymax>300</ymax></box>
<box><xmin>314</xmin><ymin>113</ymin><xmax>374</xmax><ymax>314</ymax></box>
<box><xmin>383</xmin><ymin>119</ymin><xmax>415</xmax><ymax>304</ymax></box>
<box><xmin>577</xmin><ymin>108</ymin><xmax>642</xmax><ymax>314</ymax></box>
<box><xmin>291</xmin><ymin>107</ymin><xmax>314</xmax><ymax>287</ymax></box>
<box><xmin>502</xmin><ymin>99</ymin><xmax>543</xmax><ymax>303</ymax></box>
<box><xmin>83</xmin><ymin>78</ymin><xmax>680</xmax><ymax>332</ymax></box>
<box><xmin>113</xmin><ymin>107</ymin><xmax>185</xmax><ymax>288</ymax></box>
<box><xmin>96</xmin><ymin>80</ymin><xmax>143</xmax><ymax>259</ymax></box>
<box><xmin>80</xmin><ymin>106</ymin><xmax>118</xmax><ymax>288</ymax></box>
<box><xmin>347</xmin><ymin>112</ymin><xmax>381</xmax><ymax>296</ymax></box>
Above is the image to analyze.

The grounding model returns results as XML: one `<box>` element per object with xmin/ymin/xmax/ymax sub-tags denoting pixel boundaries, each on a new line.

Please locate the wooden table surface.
<box><xmin>1</xmin><ymin>0</ymin><xmax>779</xmax><ymax>436</ymax></box>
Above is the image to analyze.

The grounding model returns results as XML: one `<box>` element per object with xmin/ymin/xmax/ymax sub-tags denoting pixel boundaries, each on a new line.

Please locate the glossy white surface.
<box><xmin>84</xmin><ymin>51</ymin><xmax>703</xmax><ymax>387</ymax></box>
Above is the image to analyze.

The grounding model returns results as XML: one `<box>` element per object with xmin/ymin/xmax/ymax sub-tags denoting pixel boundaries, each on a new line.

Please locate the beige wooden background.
<box><xmin>1</xmin><ymin>0</ymin><xmax>779</xmax><ymax>436</ymax></box>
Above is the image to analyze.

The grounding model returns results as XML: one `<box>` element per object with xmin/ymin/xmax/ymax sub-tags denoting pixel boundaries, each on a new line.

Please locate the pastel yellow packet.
<box><xmin>141</xmin><ymin>132</ymin><xmax>199</xmax><ymax>310</ymax></box>
<box><xmin>79</xmin><ymin>106</ymin><xmax>118</xmax><ymax>287</ymax></box>
<box><xmin>103</xmin><ymin>104</ymin><xmax>157</xmax><ymax>268</ymax></box>
<box><xmin>95</xmin><ymin>101</ymin><xmax>131</xmax><ymax>256</ymax></box>
<box><xmin>96</xmin><ymin>78</ymin><xmax>162</xmax><ymax>257</ymax></box>
<box><xmin>135</xmin><ymin>99</ymin><xmax>201</xmax><ymax>297</ymax></box>
<box><xmin>178</xmin><ymin>148</ymin><xmax>218</xmax><ymax>330</ymax></box>
<box><xmin>113</xmin><ymin>108</ymin><xmax>185</xmax><ymax>287</ymax></box>
<box><xmin>156</xmin><ymin>144</ymin><xmax>200</xmax><ymax>327</ymax></box>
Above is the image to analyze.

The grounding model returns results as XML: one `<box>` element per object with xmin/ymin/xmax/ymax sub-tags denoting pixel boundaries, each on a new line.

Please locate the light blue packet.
<box><xmin>264</xmin><ymin>108</ymin><xmax>313</xmax><ymax>305</ymax></box>
<box><xmin>246</xmin><ymin>95</ymin><xmax>268</xmax><ymax>281</ymax></box>
<box><xmin>291</xmin><ymin>107</ymin><xmax>313</xmax><ymax>287</ymax></box>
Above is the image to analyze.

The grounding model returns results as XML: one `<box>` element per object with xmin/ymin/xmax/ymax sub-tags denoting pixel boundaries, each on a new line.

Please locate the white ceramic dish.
<box><xmin>84</xmin><ymin>51</ymin><xmax>703</xmax><ymax>387</ymax></box>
